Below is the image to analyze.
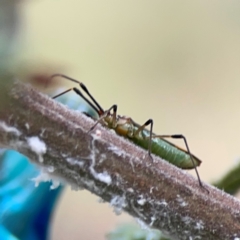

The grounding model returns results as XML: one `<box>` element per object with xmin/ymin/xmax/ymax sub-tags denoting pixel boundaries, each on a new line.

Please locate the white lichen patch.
<box><xmin>99</xmin><ymin>153</ymin><xmax>107</xmax><ymax>163</ymax></box>
<box><xmin>88</xmin><ymin>135</ymin><xmax>112</xmax><ymax>185</ymax></box>
<box><xmin>27</xmin><ymin>136</ymin><xmax>47</xmax><ymax>163</ymax></box>
<box><xmin>156</xmin><ymin>199</ymin><xmax>168</xmax><ymax>207</ymax></box>
<box><xmin>93</xmin><ymin>171</ymin><xmax>112</xmax><ymax>185</ymax></box>
<box><xmin>84</xmin><ymin>178</ymin><xmax>104</xmax><ymax>193</ymax></box>
<box><xmin>129</xmin><ymin>157</ymin><xmax>136</xmax><ymax>172</ymax></box>
<box><xmin>135</xmin><ymin>218</ymin><xmax>151</xmax><ymax>231</ymax></box>
<box><xmin>50</xmin><ymin>180</ymin><xmax>61</xmax><ymax>190</ymax></box>
<box><xmin>31</xmin><ymin>170</ymin><xmax>60</xmax><ymax>189</ymax></box>
<box><xmin>108</xmin><ymin>144</ymin><xmax>126</xmax><ymax>157</ymax></box>
<box><xmin>137</xmin><ymin>199</ymin><xmax>146</xmax><ymax>205</ymax></box>
<box><xmin>110</xmin><ymin>195</ymin><xmax>127</xmax><ymax>215</ymax></box>
<box><xmin>127</xmin><ymin>188</ymin><xmax>134</xmax><ymax>193</ymax></box>
<box><xmin>130</xmin><ymin>199</ymin><xmax>147</xmax><ymax>220</ymax></box>
<box><xmin>56</xmin><ymin>131</ymin><xmax>64</xmax><ymax>136</ymax></box>
<box><xmin>89</xmin><ymin>149</ymin><xmax>112</xmax><ymax>185</ymax></box>
<box><xmin>67</xmin><ymin>157</ymin><xmax>85</xmax><ymax>167</ymax></box>
<box><xmin>150</xmin><ymin>216</ymin><xmax>156</xmax><ymax>226</ymax></box>
<box><xmin>40</xmin><ymin>128</ymin><xmax>46</xmax><ymax>137</ymax></box>
<box><xmin>0</xmin><ymin>121</ymin><xmax>21</xmax><ymax>136</ymax></box>
<box><xmin>194</xmin><ymin>220</ymin><xmax>204</xmax><ymax>230</ymax></box>
<box><xmin>149</xmin><ymin>187</ymin><xmax>154</xmax><ymax>194</ymax></box>
<box><xmin>47</xmin><ymin>166</ymin><xmax>55</xmax><ymax>173</ymax></box>
<box><xmin>91</xmin><ymin>130</ymin><xmax>102</xmax><ymax>140</ymax></box>
<box><xmin>31</xmin><ymin>172</ymin><xmax>49</xmax><ymax>187</ymax></box>
<box><xmin>181</xmin><ymin>216</ymin><xmax>192</xmax><ymax>225</ymax></box>
<box><xmin>176</xmin><ymin>194</ymin><xmax>188</xmax><ymax>207</ymax></box>
<box><xmin>137</xmin><ymin>195</ymin><xmax>147</xmax><ymax>206</ymax></box>
<box><xmin>95</xmin><ymin>129</ymin><xmax>102</xmax><ymax>137</ymax></box>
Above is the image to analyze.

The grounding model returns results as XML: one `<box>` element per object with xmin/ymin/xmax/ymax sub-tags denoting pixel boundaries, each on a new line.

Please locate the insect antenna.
<box><xmin>51</xmin><ymin>74</ymin><xmax>105</xmax><ymax>116</ymax></box>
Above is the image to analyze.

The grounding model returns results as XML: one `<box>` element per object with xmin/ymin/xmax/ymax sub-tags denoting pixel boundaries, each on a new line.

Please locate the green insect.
<box><xmin>51</xmin><ymin>74</ymin><xmax>204</xmax><ymax>189</ymax></box>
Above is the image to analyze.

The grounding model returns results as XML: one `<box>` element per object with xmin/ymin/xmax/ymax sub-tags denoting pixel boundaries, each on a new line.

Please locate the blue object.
<box><xmin>0</xmin><ymin>87</ymin><xmax>92</xmax><ymax>240</ymax></box>
<box><xmin>0</xmin><ymin>150</ymin><xmax>62</xmax><ymax>240</ymax></box>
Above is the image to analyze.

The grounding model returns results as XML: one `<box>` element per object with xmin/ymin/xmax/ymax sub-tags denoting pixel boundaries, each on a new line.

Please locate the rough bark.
<box><xmin>0</xmin><ymin>79</ymin><xmax>240</xmax><ymax>240</ymax></box>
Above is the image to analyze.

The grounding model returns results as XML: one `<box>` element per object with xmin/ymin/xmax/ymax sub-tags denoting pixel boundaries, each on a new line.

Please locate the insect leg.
<box><xmin>152</xmin><ymin>134</ymin><xmax>206</xmax><ymax>190</ymax></box>
<box><xmin>52</xmin><ymin>88</ymin><xmax>73</xmax><ymax>99</ymax></box>
<box><xmin>52</xmin><ymin>87</ymin><xmax>100</xmax><ymax>115</ymax></box>
<box><xmin>134</xmin><ymin>119</ymin><xmax>154</xmax><ymax>160</ymax></box>
<box><xmin>88</xmin><ymin>104</ymin><xmax>118</xmax><ymax>133</ymax></box>
<box><xmin>51</xmin><ymin>74</ymin><xmax>105</xmax><ymax>115</ymax></box>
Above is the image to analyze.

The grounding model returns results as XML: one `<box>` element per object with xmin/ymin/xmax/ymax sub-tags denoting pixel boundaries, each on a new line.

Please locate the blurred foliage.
<box><xmin>0</xmin><ymin>0</ymin><xmax>19</xmax><ymax>113</ymax></box>
<box><xmin>213</xmin><ymin>160</ymin><xmax>240</xmax><ymax>195</ymax></box>
<box><xmin>0</xmin><ymin>0</ymin><xmax>19</xmax><ymax>68</ymax></box>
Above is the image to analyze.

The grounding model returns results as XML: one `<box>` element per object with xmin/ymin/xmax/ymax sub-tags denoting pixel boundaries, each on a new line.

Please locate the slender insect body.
<box><xmin>104</xmin><ymin>115</ymin><xmax>134</xmax><ymax>137</ymax></box>
<box><xmin>92</xmin><ymin>112</ymin><xmax>201</xmax><ymax>169</ymax></box>
<box><xmin>51</xmin><ymin>74</ymin><xmax>206</xmax><ymax>190</ymax></box>
<box><xmin>138</xmin><ymin>133</ymin><xmax>201</xmax><ymax>169</ymax></box>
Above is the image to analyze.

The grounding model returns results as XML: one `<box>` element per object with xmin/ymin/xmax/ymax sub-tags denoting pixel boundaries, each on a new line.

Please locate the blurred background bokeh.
<box><xmin>9</xmin><ymin>0</ymin><xmax>240</xmax><ymax>239</ymax></box>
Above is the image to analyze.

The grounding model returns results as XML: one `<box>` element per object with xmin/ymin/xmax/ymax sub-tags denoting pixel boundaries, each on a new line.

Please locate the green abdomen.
<box><xmin>130</xmin><ymin>132</ymin><xmax>201</xmax><ymax>169</ymax></box>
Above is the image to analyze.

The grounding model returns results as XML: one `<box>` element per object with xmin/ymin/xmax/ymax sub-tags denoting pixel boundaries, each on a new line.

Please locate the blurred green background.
<box><xmin>16</xmin><ymin>0</ymin><xmax>240</xmax><ymax>239</ymax></box>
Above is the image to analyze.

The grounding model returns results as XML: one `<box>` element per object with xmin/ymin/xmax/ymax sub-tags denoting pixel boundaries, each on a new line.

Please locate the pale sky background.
<box><xmin>15</xmin><ymin>1</ymin><xmax>240</xmax><ymax>239</ymax></box>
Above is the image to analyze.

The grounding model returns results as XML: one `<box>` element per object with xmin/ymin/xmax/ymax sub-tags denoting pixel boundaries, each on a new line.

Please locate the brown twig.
<box><xmin>0</xmin><ymin>79</ymin><xmax>240</xmax><ymax>239</ymax></box>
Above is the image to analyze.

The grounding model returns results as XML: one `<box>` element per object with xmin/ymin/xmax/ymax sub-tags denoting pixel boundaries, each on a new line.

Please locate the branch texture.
<box><xmin>1</xmin><ymin>80</ymin><xmax>240</xmax><ymax>239</ymax></box>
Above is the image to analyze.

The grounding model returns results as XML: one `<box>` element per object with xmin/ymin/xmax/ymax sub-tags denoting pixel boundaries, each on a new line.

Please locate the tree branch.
<box><xmin>1</xmin><ymin>79</ymin><xmax>240</xmax><ymax>239</ymax></box>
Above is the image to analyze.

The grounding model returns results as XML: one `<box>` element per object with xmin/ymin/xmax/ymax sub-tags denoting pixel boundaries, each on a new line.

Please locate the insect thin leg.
<box><xmin>88</xmin><ymin>104</ymin><xmax>118</xmax><ymax>133</ymax></box>
<box><xmin>172</xmin><ymin>135</ymin><xmax>202</xmax><ymax>185</ymax></box>
<box><xmin>52</xmin><ymin>88</ymin><xmax>73</xmax><ymax>99</ymax></box>
<box><xmin>51</xmin><ymin>74</ymin><xmax>104</xmax><ymax>114</ymax></box>
<box><xmin>134</xmin><ymin>119</ymin><xmax>154</xmax><ymax>161</ymax></box>
<box><xmin>52</xmin><ymin>87</ymin><xmax>100</xmax><ymax>115</ymax></box>
<box><xmin>152</xmin><ymin>134</ymin><xmax>207</xmax><ymax>191</ymax></box>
